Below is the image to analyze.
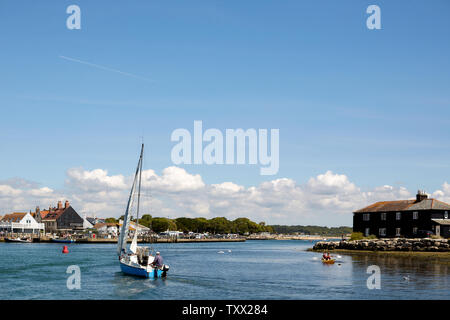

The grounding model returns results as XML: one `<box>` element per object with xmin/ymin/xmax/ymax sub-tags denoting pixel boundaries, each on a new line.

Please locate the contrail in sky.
<box><xmin>58</xmin><ymin>55</ymin><xmax>153</xmax><ymax>82</ymax></box>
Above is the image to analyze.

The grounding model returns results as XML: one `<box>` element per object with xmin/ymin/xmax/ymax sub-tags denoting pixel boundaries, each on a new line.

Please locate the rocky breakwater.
<box><xmin>313</xmin><ymin>238</ymin><xmax>450</xmax><ymax>252</ymax></box>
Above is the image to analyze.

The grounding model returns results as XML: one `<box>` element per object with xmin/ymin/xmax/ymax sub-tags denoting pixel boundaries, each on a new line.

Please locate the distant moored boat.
<box><xmin>5</xmin><ymin>237</ymin><xmax>32</xmax><ymax>243</ymax></box>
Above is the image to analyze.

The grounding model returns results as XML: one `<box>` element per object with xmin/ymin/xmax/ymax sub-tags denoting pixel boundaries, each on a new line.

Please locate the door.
<box><xmin>436</xmin><ymin>225</ymin><xmax>440</xmax><ymax>237</ymax></box>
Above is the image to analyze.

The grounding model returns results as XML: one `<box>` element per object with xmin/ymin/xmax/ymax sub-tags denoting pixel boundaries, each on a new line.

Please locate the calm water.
<box><xmin>0</xmin><ymin>240</ymin><xmax>449</xmax><ymax>299</ymax></box>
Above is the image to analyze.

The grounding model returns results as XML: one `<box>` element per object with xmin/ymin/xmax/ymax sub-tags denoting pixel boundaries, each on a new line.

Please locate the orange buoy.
<box><xmin>62</xmin><ymin>245</ymin><xmax>69</xmax><ymax>254</ymax></box>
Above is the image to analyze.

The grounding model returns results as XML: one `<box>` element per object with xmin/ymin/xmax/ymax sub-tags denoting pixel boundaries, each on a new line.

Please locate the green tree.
<box><xmin>192</xmin><ymin>218</ymin><xmax>209</xmax><ymax>233</ymax></box>
<box><xmin>232</xmin><ymin>218</ymin><xmax>264</xmax><ymax>234</ymax></box>
<box><xmin>208</xmin><ymin>217</ymin><xmax>231</xmax><ymax>234</ymax></box>
<box><xmin>138</xmin><ymin>214</ymin><xmax>152</xmax><ymax>228</ymax></box>
<box><xmin>175</xmin><ymin>217</ymin><xmax>196</xmax><ymax>232</ymax></box>
<box><xmin>151</xmin><ymin>217</ymin><xmax>177</xmax><ymax>233</ymax></box>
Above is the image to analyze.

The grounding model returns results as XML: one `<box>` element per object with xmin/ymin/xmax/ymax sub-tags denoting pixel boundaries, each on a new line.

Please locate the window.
<box><xmin>395</xmin><ymin>228</ymin><xmax>401</xmax><ymax>237</ymax></box>
<box><xmin>413</xmin><ymin>211</ymin><xmax>418</xmax><ymax>220</ymax></box>
<box><xmin>379</xmin><ymin>228</ymin><xmax>386</xmax><ymax>236</ymax></box>
<box><xmin>445</xmin><ymin>211</ymin><xmax>448</xmax><ymax>219</ymax></box>
<box><xmin>413</xmin><ymin>227</ymin><xmax>418</xmax><ymax>234</ymax></box>
<box><xmin>396</xmin><ymin>212</ymin><xmax>401</xmax><ymax>220</ymax></box>
<box><xmin>363</xmin><ymin>214</ymin><xmax>370</xmax><ymax>221</ymax></box>
<box><xmin>365</xmin><ymin>228</ymin><xmax>370</xmax><ymax>237</ymax></box>
<box><xmin>381</xmin><ymin>213</ymin><xmax>387</xmax><ymax>221</ymax></box>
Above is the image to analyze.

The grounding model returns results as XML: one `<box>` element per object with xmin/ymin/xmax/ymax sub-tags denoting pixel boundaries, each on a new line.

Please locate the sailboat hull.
<box><xmin>119</xmin><ymin>261</ymin><xmax>165</xmax><ymax>278</ymax></box>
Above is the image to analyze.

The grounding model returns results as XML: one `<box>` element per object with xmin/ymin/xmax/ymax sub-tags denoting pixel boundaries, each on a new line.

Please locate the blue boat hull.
<box><xmin>119</xmin><ymin>261</ymin><xmax>165</xmax><ymax>278</ymax></box>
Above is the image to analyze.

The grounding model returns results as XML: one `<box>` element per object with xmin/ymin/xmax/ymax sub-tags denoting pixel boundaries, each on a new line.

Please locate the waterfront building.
<box><xmin>86</xmin><ymin>216</ymin><xmax>105</xmax><ymax>226</ymax></box>
<box><xmin>160</xmin><ymin>230</ymin><xmax>184</xmax><ymax>237</ymax></box>
<box><xmin>118</xmin><ymin>220</ymin><xmax>150</xmax><ymax>235</ymax></box>
<box><xmin>33</xmin><ymin>201</ymin><xmax>84</xmax><ymax>234</ymax></box>
<box><xmin>353</xmin><ymin>191</ymin><xmax>450</xmax><ymax>238</ymax></box>
<box><xmin>94</xmin><ymin>222</ymin><xmax>118</xmax><ymax>236</ymax></box>
<box><xmin>0</xmin><ymin>212</ymin><xmax>45</xmax><ymax>234</ymax></box>
<box><xmin>81</xmin><ymin>214</ymin><xmax>94</xmax><ymax>229</ymax></box>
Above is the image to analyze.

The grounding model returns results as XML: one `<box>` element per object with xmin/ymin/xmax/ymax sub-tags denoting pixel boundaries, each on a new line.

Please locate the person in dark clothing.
<box><xmin>152</xmin><ymin>252</ymin><xmax>163</xmax><ymax>268</ymax></box>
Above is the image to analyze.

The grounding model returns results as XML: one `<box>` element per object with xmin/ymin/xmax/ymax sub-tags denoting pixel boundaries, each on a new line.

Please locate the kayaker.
<box><xmin>323</xmin><ymin>252</ymin><xmax>331</xmax><ymax>260</ymax></box>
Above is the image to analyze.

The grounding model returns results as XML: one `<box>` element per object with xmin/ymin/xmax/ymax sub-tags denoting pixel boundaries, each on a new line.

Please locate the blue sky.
<box><xmin>0</xmin><ymin>1</ymin><xmax>449</xmax><ymax>225</ymax></box>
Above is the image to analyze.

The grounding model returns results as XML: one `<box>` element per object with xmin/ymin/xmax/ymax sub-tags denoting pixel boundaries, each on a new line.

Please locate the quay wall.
<box><xmin>313</xmin><ymin>238</ymin><xmax>450</xmax><ymax>252</ymax></box>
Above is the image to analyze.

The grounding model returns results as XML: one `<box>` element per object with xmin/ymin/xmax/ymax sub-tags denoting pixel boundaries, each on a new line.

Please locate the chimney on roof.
<box><xmin>57</xmin><ymin>200</ymin><xmax>63</xmax><ymax>209</ymax></box>
<box><xmin>416</xmin><ymin>190</ymin><xmax>428</xmax><ymax>202</ymax></box>
<box><xmin>64</xmin><ymin>200</ymin><xmax>70</xmax><ymax>209</ymax></box>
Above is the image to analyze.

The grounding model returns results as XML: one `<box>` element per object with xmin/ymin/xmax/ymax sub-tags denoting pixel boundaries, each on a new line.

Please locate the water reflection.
<box><xmin>112</xmin><ymin>272</ymin><xmax>167</xmax><ymax>299</ymax></box>
<box><xmin>348</xmin><ymin>253</ymin><xmax>450</xmax><ymax>294</ymax></box>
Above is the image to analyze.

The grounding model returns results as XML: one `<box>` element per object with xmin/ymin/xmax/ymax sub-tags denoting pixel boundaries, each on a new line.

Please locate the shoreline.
<box><xmin>0</xmin><ymin>237</ymin><xmax>246</xmax><ymax>244</ymax></box>
<box><xmin>0</xmin><ymin>236</ymin><xmax>344</xmax><ymax>243</ymax></box>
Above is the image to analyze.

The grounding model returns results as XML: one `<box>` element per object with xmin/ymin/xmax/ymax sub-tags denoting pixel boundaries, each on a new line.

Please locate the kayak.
<box><xmin>322</xmin><ymin>258</ymin><xmax>335</xmax><ymax>264</ymax></box>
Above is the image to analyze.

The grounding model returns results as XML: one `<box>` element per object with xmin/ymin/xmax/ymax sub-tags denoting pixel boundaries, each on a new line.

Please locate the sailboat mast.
<box><xmin>136</xmin><ymin>143</ymin><xmax>144</xmax><ymax>233</ymax></box>
<box><xmin>117</xmin><ymin>144</ymin><xmax>144</xmax><ymax>256</ymax></box>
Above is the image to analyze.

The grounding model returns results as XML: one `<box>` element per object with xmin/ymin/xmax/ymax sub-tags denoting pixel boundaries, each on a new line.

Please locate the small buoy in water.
<box><xmin>228</xmin><ymin>250</ymin><xmax>232</xmax><ymax>253</ymax></box>
<box><xmin>218</xmin><ymin>251</ymin><xmax>224</xmax><ymax>254</ymax></box>
<box><xmin>62</xmin><ymin>245</ymin><xmax>69</xmax><ymax>254</ymax></box>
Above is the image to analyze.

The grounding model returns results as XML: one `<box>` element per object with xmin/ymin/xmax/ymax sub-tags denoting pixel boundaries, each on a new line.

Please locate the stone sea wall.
<box><xmin>313</xmin><ymin>238</ymin><xmax>450</xmax><ymax>252</ymax></box>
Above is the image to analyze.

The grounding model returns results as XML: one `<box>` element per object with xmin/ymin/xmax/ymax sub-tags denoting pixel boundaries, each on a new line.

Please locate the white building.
<box><xmin>0</xmin><ymin>212</ymin><xmax>45</xmax><ymax>234</ymax></box>
<box><xmin>95</xmin><ymin>222</ymin><xmax>118</xmax><ymax>236</ymax></box>
<box><xmin>82</xmin><ymin>214</ymin><xmax>94</xmax><ymax>229</ymax></box>
<box><xmin>160</xmin><ymin>230</ymin><xmax>184</xmax><ymax>237</ymax></box>
<box><xmin>118</xmin><ymin>220</ymin><xmax>150</xmax><ymax>235</ymax></box>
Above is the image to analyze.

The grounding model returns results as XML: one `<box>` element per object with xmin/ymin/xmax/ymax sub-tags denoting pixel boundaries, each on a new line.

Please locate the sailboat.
<box><xmin>117</xmin><ymin>143</ymin><xmax>169</xmax><ymax>278</ymax></box>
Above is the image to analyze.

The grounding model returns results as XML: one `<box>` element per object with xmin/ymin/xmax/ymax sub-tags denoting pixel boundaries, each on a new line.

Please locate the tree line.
<box><xmin>105</xmin><ymin>215</ymin><xmax>274</xmax><ymax>235</ymax></box>
<box><xmin>104</xmin><ymin>215</ymin><xmax>352</xmax><ymax>236</ymax></box>
<box><xmin>270</xmin><ymin>225</ymin><xmax>352</xmax><ymax>236</ymax></box>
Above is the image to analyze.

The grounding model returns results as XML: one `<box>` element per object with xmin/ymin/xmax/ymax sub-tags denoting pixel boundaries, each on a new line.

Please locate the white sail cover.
<box><xmin>129</xmin><ymin>231</ymin><xmax>138</xmax><ymax>254</ymax></box>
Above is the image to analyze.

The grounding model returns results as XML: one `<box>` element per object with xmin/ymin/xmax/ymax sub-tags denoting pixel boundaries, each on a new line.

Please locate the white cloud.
<box><xmin>0</xmin><ymin>167</ymin><xmax>448</xmax><ymax>226</ymax></box>
<box><xmin>432</xmin><ymin>182</ymin><xmax>450</xmax><ymax>204</ymax></box>
<box><xmin>142</xmin><ymin>167</ymin><xmax>205</xmax><ymax>193</ymax></box>
<box><xmin>66</xmin><ymin>168</ymin><xmax>128</xmax><ymax>191</ymax></box>
<box><xmin>28</xmin><ymin>187</ymin><xmax>54</xmax><ymax>197</ymax></box>
<box><xmin>0</xmin><ymin>185</ymin><xmax>22</xmax><ymax>197</ymax></box>
<box><xmin>306</xmin><ymin>170</ymin><xmax>358</xmax><ymax>195</ymax></box>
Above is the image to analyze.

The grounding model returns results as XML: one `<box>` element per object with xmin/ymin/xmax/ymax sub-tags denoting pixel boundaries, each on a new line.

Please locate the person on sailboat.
<box><xmin>151</xmin><ymin>252</ymin><xmax>163</xmax><ymax>269</ymax></box>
